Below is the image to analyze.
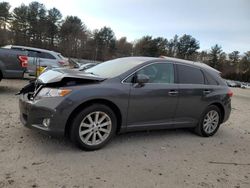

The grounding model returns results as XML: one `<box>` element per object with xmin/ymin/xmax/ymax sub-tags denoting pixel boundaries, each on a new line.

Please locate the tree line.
<box><xmin>0</xmin><ymin>1</ymin><xmax>249</xmax><ymax>82</ymax></box>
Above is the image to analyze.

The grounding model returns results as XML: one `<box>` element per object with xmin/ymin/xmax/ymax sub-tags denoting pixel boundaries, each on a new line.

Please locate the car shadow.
<box><xmin>23</xmin><ymin>128</ymin><xmax>195</xmax><ymax>153</ymax></box>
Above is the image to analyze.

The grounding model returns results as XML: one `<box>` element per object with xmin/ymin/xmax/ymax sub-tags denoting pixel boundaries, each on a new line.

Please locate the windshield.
<box><xmin>84</xmin><ymin>58</ymin><xmax>146</xmax><ymax>78</ymax></box>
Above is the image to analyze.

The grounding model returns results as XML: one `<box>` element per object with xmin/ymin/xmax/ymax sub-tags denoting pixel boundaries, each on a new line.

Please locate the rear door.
<box><xmin>174</xmin><ymin>64</ymin><xmax>208</xmax><ymax>125</ymax></box>
<box><xmin>37</xmin><ymin>52</ymin><xmax>59</xmax><ymax>68</ymax></box>
<box><xmin>126</xmin><ymin>62</ymin><xmax>179</xmax><ymax>129</ymax></box>
<box><xmin>26</xmin><ymin>50</ymin><xmax>39</xmax><ymax>75</ymax></box>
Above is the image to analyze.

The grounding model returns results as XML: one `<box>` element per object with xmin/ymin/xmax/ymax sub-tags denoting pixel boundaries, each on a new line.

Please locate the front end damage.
<box><xmin>18</xmin><ymin>68</ymin><xmax>105</xmax><ymax>136</ymax></box>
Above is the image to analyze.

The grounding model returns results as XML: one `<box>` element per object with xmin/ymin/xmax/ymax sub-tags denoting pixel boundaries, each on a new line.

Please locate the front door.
<box><xmin>126</xmin><ymin>62</ymin><xmax>179</xmax><ymax>129</ymax></box>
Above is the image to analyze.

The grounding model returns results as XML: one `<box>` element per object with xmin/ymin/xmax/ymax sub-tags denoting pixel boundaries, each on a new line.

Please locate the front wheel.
<box><xmin>70</xmin><ymin>104</ymin><xmax>117</xmax><ymax>151</ymax></box>
<box><xmin>195</xmin><ymin>105</ymin><xmax>221</xmax><ymax>137</ymax></box>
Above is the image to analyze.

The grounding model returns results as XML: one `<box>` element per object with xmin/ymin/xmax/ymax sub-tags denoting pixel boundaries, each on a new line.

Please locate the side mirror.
<box><xmin>135</xmin><ymin>74</ymin><xmax>149</xmax><ymax>85</ymax></box>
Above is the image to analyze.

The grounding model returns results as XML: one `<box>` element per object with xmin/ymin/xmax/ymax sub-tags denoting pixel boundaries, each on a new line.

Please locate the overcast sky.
<box><xmin>6</xmin><ymin>0</ymin><xmax>250</xmax><ymax>53</ymax></box>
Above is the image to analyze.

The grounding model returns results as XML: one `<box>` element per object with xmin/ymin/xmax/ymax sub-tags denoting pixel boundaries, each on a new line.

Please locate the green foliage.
<box><xmin>115</xmin><ymin>37</ymin><xmax>133</xmax><ymax>57</ymax></box>
<box><xmin>0</xmin><ymin>2</ymin><xmax>11</xmax><ymax>45</ymax></box>
<box><xmin>176</xmin><ymin>34</ymin><xmax>200</xmax><ymax>59</ymax></box>
<box><xmin>10</xmin><ymin>4</ymin><xmax>29</xmax><ymax>45</ymax></box>
<box><xmin>0</xmin><ymin>2</ymin><xmax>11</xmax><ymax>29</ymax></box>
<box><xmin>134</xmin><ymin>36</ymin><xmax>168</xmax><ymax>57</ymax></box>
<box><xmin>59</xmin><ymin>16</ymin><xmax>87</xmax><ymax>57</ymax></box>
<box><xmin>93</xmin><ymin>26</ymin><xmax>116</xmax><ymax>60</ymax></box>
<box><xmin>208</xmin><ymin>44</ymin><xmax>222</xmax><ymax>69</ymax></box>
<box><xmin>47</xmin><ymin>8</ymin><xmax>62</xmax><ymax>46</ymax></box>
<box><xmin>229</xmin><ymin>51</ymin><xmax>240</xmax><ymax>63</ymax></box>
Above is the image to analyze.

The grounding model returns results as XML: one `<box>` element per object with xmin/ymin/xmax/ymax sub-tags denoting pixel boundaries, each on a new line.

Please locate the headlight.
<box><xmin>37</xmin><ymin>88</ymin><xmax>72</xmax><ymax>98</ymax></box>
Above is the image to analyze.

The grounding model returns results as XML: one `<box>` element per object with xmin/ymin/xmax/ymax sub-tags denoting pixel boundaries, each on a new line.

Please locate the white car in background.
<box><xmin>241</xmin><ymin>83</ymin><xmax>250</xmax><ymax>89</ymax></box>
<box><xmin>3</xmin><ymin>45</ymin><xmax>69</xmax><ymax>76</ymax></box>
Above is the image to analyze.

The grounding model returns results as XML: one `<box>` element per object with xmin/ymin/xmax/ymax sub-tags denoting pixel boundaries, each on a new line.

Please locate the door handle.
<box><xmin>168</xmin><ymin>90</ymin><xmax>178</xmax><ymax>96</ymax></box>
<box><xmin>203</xmin><ymin>90</ymin><xmax>211</xmax><ymax>95</ymax></box>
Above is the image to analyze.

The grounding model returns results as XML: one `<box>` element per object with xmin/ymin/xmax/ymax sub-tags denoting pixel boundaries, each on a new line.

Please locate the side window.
<box><xmin>38</xmin><ymin>52</ymin><xmax>56</xmax><ymax>59</ymax></box>
<box><xmin>204</xmin><ymin>71</ymin><xmax>219</xmax><ymax>85</ymax></box>
<box><xmin>136</xmin><ymin>63</ymin><xmax>175</xmax><ymax>84</ymax></box>
<box><xmin>27</xmin><ymin>50</ymin><xmax>38</xmax><ymax>57</ymax></box>
<box><xmin>12</xmin><ymin>47</ymin><xmax>24</xmax><ymax>51</ymax></box>
<box><xmin>177</xmin><ymin>64</ymin><xmax>204</xmax><ymax>84</ymax></box>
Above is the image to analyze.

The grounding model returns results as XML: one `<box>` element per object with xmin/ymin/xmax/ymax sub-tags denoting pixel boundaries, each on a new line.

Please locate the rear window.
<box><xmin>177</xmin><ymin>64</ymin><xmax>204</xmax><ymax>84</ymax></box>
<box><xmin>204</xmin><ymin>71</ymin><xmax>219</xmax><ymax>85</ymax></box>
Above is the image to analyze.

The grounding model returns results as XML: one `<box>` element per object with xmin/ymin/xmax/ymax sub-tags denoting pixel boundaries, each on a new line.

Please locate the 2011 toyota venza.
<box><xmin>19</xmin><ymin>57</ymin><xmax>232</xmax><ymax>150</ymax></box>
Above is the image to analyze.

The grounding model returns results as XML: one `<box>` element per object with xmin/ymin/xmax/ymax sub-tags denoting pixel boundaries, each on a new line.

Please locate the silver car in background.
<box><xmin>3</xmin><ymin>45</ymin><xmax>68</xmax><ymax>76</ymax></box>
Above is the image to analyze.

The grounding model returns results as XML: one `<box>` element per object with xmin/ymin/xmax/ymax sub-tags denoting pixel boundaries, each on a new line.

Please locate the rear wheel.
<box><xmin>70</xmin><ymin>104</ymin><xmax>117</xmax><ymax>150</ymax></box>
<box><xmin>195</xmin><ymin>105</ymin><xmax>221</xmax><ymax>137</ymax></box>
<box><xmin>0</xmin><ymin>71</ymin><xmax>2</xmax><ymax>82</ymax></box>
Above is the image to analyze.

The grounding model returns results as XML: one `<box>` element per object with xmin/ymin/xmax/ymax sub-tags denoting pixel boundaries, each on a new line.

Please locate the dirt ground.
<box><xmin>0</xmin><ymin>79</ymin><xmax>249</xmax><ymax>188</ymax></box>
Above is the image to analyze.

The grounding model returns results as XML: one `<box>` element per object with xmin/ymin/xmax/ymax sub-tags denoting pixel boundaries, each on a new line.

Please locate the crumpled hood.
<box><xmin>37</xmin><ymin>68</ymin><xmax>105</xmax><ymax>84</ymax></box>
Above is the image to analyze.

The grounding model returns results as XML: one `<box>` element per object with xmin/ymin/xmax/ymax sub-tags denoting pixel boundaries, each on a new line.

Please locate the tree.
<box><xmin>208</xmin><ymin>44</ymin><xmax>223</xmax><ymax>69</ymax></box>
<box><xmin>59</xmin><ymin>16</ymin><xmax>87</xmax><ymax>58</ymax></box>
<box><xmin>134</xmin><ymin>36</ymin><xmax>167</xmax><ymax>57</ymax></box>
<box><xmin>166</xmin><ymin>35</ymin><xmax>178</xmax><ymax>57</ymax></box>
<box><xmin>115</xmin><ymin>37</ymin><xmax>133</xmax><ymax>57</ymax></box>
<box><xmin>229</xmin><ymin>51</ymin><xmax>240</xmax><ymax>64</ymax></box>
<box><xmin>196</xmin><ymin>50</ymin><xmax>209</xmax><ymax>63</ymax></box>
<box><xmin>27</xmin><ymin>1</ymin><xmax>47</xmax><ymax>47</ymax></box>
<box><xmin>0</xmin><ymin>2</ymin><xmax>11</xmax><ymax>30</ymax></box>
<box><xmin>153</xmin><ymin>37</ymin><xmax>168</xmax><ymax>56</ymax></box>
<box><xmin>10</xmin><ymin>4</ymin><xmax>29</xmax><ymax>45</ymax></box>
<box><xmin>93</xmin><ymin>26</ymin><xmax>116</xmax><ymax>60</ymax></box>
<box><xmin>176</xmin><ymin>34</ymin><xmax>200</xmax><ymax>60</ymax></box>
<box><xmin>46</xmin><ymin>8</ymin><xmax>62</xmax><ymax>47</ymax></box>
<box><xmin>237</xmin><ymin>51</ymin><xmax>250</xmax><ymax>81</ymax></box>
<box><xmin>0</xmin><ymin>2</ymin><xmax>11</xmax><ymax>46</ymax></box>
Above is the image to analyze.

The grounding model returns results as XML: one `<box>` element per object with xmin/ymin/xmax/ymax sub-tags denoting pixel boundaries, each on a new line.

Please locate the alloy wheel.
<box><xmin>203</xmin><ymin>110</ymin><xmax>219</xmax><ymax>134</ymax></box>
<box><xmin>78</xmin><ymin>111</ymin><xmax>112</xmax><ymax>146</ymax></box>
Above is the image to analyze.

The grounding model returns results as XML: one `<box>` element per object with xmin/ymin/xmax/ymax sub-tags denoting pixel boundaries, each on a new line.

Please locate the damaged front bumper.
<box><xmin>18</xmin><ymin>69</ymin><xmax>105</xmax><ymax>136</ymax></box>
<box><xmin>19</xmin><ymin>93</ymin><xmax>67</xmax><ymax>137</ymax></box>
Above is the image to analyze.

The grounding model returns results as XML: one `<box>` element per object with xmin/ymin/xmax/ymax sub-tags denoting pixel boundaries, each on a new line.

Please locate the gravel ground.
<box><xmin>0</xmin><ymin>79</ymin><xmax>249</xmax><ymax>188</ymax></box>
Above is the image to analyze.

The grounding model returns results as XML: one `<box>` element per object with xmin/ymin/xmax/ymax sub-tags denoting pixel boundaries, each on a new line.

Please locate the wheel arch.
<box><xmin>64</xmin><ymin>99</ymin><xmax>122</xmax><ymax>137</ymax></box>
<box><xmin>208</xmin><ymin>102</ymin><xmax>225</xmax><ymax>123</ymax></box>
<box><xmin>0</xmin><ymin>69</ymin><xmax>2</xmax><ymax>80</ymax></box>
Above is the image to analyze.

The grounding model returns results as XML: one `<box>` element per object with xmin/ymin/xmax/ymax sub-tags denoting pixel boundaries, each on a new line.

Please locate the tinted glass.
<box><xmin>137</xmin><ymin>63</ymin><xmax>174</xmax><ymax>83</ymax></box>
<box><xmin>204</xmin><ymin>71</ymin><xmax>219</xmax><ymax>85</ymax></box>
<box><xmin>12</xmin><ymin>47</ymin><xmax>24</xmax><ymax>51</ymax></box>
<box><xmin>177</xmin><ymin>64</ymin><xmax>204</xmax><ymax>84</ymax></box>
<box><xmin>38</xmin><ymin>52</ymin><xmax>56</xmax><ymax>59</ymax></box>
<box><xmin>27</xmin><ymin>50</ymin><xmax>38</xmax><ymax>57</ymax></box>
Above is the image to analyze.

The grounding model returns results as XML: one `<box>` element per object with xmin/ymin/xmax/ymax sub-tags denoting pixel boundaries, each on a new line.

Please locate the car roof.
<box><xmin>109</xmin><ymin>56</ymin><xmax>220</xmax><ymax>74</ymax></box>
<box><xmin>118</xmin><ymin>56</ymin><xmax>220</xmax><ymax>73</ymax></box>
<box><xmin>6</xmin><ymin>45</ymin><xmax>60</xmax><ymax>54</ymax></box>
<box><xmin>126</xmin><ymin>56</ymin><xmax>220</xmax><ymax>74</ymax></box>
<box><xmin>159</xmin><ymin>56</ymin><xmax>220</xmax><ymax>73</ymax></box>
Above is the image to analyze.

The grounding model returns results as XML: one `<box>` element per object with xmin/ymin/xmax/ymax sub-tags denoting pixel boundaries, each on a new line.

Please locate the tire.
<box><xmin>70</xmin><ymin>104</ymin><xmax>117</xmax><ymax>151</ymax></box>
<box><xmin>195</xmin><ymin>105</ymin><xmax>221</xmax><ymax>137</ymax></box>
<box><xmin>0</xmin><ymin>71</ymin><xmax>2</xmax><ymax>82</ymax></box>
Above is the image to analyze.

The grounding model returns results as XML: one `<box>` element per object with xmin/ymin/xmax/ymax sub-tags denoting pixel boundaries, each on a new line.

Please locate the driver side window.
<box><xmin>136</xmin><ymin>63</ymin><xmax>174</xmax><ymax>84</ymax></box>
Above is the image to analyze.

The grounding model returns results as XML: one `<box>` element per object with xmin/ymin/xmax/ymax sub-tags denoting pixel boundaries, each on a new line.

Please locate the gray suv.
<box><xmin>3</xmin><ymin>45</ymin><xmax>68</xmax><ymax>76</ymax></box>
<box><xmin>19</xmin><ymin>57</ymin><xmax>232</xmax><ymax>150</ymax></box>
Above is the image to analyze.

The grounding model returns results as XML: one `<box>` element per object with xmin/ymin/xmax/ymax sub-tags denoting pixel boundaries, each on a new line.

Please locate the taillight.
<box><xmin>58</xmin><ymin>61</ymin><xmax>65</xmax><ymax>65</ymax></box>
<box><xmin>227</xmin><ymin>89</ymin><xmax>233</xmax><ymax>97</ymax></box>
<box><xmin>18</xmin><ymin>55</ymin><xmax>28</xmax><ymax>68</ymax></box>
